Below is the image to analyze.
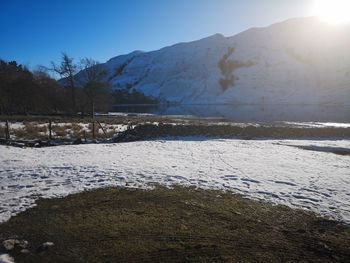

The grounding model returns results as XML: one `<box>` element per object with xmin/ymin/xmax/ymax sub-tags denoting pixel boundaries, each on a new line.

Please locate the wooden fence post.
<box><xmin>5</xmin><ymin>120</ymin><xmax>10</xmax><ymax>142</ymax></box>
<box><xmin>92</xmin><ymin>101</ymin><xmax>96</xmax><ymax>140</ymax></box>
<box><xmin>92</xmin><ymin>121</ymin><xmax>96</xmax><ymax>139</ymax></box>
<box><xmin>97</xmin><ymin>121</ymin><xmax>108</xmax><ymax>139</ymax></box>
<box><xmin>48</xmin><ymin>120</ymin><xmax>52</xmax><ymax>141</ymax></box>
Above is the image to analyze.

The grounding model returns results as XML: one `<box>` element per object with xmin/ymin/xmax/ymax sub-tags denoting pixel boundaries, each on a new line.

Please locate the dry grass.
<box><xmin>51</xmin><ymin>125</ymin><xmax>68</xmax><ymax>138</ymax></box>
<box><xmin>12</xmin><ymin>128</ymin><xmax>28</xmax><ymax>139</ymax></box>
<box><xmin>2</xmin><ymin>116</ymin><xmax>349</xmax><ymax>142</ymax></box>
<box><xmin>3</xmin><ymin>120</ymin><xmax>119</xmax><ymax>140</ymax></box>
<box><xmin>88</xmin><ymin>122</ymin><xmax>109</xmax><ymax>139</ymax></box>
<box><xmin>70</xmin><ymin>123</ymin><xmax>83</xmax><ymax>138</ymax></box>
<box><xmin>9</xmin><ymin>123</ymin><xmax>49</xmax><ymax>139</ymax></box>
<box><xmin>0</xmin><ymin>186</ymin><xmax>349</xmax><ymax>262</ymax></box>
<box><xmin>106</xmin><ymin>127</ymin><xmax>118</xmax><ymax>138</ymax></box>
<box><xmin>23</xmin><ymin>123</ymin><xmax>40</xmax><ymax>138</ymax></box>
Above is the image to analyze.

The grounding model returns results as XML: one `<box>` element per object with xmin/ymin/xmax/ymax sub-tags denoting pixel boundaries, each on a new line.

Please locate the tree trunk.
<box><xmin>69</xmin><ymin>75</ymin><xmax>76</xmax><ymax>112</ymax></box>
<box><xmin>5</xmin><ymin>120</ymin><xmax>10</xmax><ymax>142</ymax></box>
<box><xmin>92</xmin><ymin>101</ymin><xmax>95</xmax><ymax>119</ymax></box>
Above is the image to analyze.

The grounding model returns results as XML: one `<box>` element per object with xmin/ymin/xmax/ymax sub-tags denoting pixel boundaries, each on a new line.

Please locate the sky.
<box><xmin>0</xmin><ymin>0</ymin><xmax>317</xmax><ymax>69</ymax></box>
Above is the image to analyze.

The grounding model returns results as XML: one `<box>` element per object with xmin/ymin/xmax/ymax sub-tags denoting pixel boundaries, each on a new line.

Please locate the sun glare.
<box><xmin>312</xmin><ymin>0</ymin><xmax>350</xmax><ymax>25</ymax></box>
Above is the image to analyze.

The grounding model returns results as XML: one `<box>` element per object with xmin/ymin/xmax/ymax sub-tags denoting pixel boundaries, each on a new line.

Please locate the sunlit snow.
<box><xmin>1</xmin><ymin>139</ymin><xmax>349</xmax><ymax>223</ymax></box>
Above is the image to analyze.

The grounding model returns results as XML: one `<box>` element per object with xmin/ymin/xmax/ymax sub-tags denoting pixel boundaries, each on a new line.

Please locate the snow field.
<box><xmin>0</xmin><ymin>138</ymin><xmax>349</xmax><ymax>223</ymax></box>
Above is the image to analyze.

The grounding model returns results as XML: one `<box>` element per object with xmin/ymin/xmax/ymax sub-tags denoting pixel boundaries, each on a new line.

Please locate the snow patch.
<box><xmin>0</xmin><ymin>254</ymin><xmax>14</xmax><ymax>263</ymax></box>
<box><xmin>0</xmin><ymin>139</ymin><xmax>349</xmax><ymax>223</ymax></box>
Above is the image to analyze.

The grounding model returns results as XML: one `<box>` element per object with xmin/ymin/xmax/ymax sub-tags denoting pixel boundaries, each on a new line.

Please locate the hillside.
<box><xmin>79</xmin><ymin>17</ymin><xmax>350</xmax><ymax>105</ymax></box>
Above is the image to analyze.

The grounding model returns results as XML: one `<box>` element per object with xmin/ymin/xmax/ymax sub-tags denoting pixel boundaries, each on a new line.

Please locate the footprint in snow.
<box><xmin>222</xmin><ymin>175</ymin><xmax>238</xmax><ymax>181</ymax></box>
<box><xmin>274</xmin><ymin>180</ymin><xmax>297</xmax><ymax>187</ymax></box>
<box><xmin>241</xmin><ymin>178</ymin><xmax>260</xmax><ymax>184</ymax></box>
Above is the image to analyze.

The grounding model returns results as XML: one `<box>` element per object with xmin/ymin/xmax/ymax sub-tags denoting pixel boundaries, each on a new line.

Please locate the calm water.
<box><xmin>112</xmin><ymin>104</ymin><xmax>350</xmax><ymax>123</ymax></box>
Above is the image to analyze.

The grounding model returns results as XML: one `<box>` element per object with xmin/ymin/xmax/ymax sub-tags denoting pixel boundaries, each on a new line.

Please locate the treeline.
<box><xmin>0</xmin><ymin>56</ymin><xmax>112</xmax><ymax>116</ymax></box>
<box><xmin>113</xmin><ymin>90</ymin><xmax>158</xmax><ymax>104</ymax></box>
<box><xmin>0</xmin><ymin>53</ymin><xmax>158</xmax><ymax>116</ymax></box>
<box><xmin>0</xmin><ymin>60</ymin><xmax>70</xmax><ymax>115</ymax></box>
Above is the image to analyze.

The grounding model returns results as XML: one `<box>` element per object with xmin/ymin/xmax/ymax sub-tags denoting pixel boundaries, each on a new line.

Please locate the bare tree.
<box><xmin>51</xmin><ymin>53</ymin><xmax>78</xmax><ymax>111</ymax></box>
<box><xmin>80</xmin><ymin>58</ymin><xmax>111</xmax><ymax>117</ymax></box>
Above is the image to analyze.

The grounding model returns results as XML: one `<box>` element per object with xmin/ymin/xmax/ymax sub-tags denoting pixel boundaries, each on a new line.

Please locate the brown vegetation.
<box><xmin>113</xmin><ymin>123</ymin><xmax>350</xmax><ymax>142</ymax></box>
<box><xmin>0</xmin><ymin>186</ymin><xmax>349</xmax><ymax>262</ymax></box>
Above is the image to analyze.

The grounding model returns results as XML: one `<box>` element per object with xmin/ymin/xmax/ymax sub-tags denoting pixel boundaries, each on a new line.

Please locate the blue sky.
<box><xmin>0</xmin><ymin>0</ymin><xmax>315</xmax><ymax>68</ymax></box>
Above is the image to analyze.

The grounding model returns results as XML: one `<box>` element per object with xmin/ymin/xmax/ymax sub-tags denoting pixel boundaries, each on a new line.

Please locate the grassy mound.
<box><xmin>114</xmin><ymin>123</ymin><xmax>350</xmax><ymax>142</ymax></box>
<box><xmin>0</xmin><ymin>186</ymin><xmax>349</xmax><ymax>262</ymax></box>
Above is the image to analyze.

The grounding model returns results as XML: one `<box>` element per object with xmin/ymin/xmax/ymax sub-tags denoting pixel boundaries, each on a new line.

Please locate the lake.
<box><xmin>111</xmin><ymin>104</ymin><xmax>350</xmax><ymax>123</ymax></box>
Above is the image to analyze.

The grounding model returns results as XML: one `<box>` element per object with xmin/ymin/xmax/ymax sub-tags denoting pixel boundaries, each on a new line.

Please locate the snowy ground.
<box><xmin>0</xmin><ymin>138</ymin><xmax>349</xmax><ymax>224</ymax></box>
<box><xmin>282</xmin><ymin>122</ymin><xmax>350</xmax><ymax>128</ymax></box>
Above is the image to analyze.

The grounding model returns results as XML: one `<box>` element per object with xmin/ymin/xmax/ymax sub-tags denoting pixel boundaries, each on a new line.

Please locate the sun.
<box><xmin>312</xmin><ymin>0</ymin><xmax>350</xmax><ymax>25</ymax></box>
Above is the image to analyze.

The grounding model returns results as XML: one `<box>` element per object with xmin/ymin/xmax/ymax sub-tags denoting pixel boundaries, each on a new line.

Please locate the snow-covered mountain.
<box><xmin>83</xmin><ymin>17</ymin><xmax>350</xmax><ymax>105</ymax></box>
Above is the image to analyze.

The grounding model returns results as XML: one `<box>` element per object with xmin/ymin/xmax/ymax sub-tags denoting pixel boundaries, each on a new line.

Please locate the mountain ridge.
<box><xmin>77</xmin><ymin>17</ymin><xmax>350</xmax><ymax>105</ymax></box>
